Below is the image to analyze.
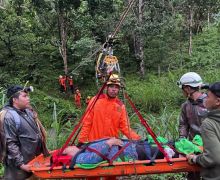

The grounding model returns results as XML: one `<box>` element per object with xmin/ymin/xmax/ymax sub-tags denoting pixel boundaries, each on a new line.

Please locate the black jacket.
<box><xmin>3</xmin><ymin>106</ymin><xmax>45</xmax><ymax>167</ymax></box>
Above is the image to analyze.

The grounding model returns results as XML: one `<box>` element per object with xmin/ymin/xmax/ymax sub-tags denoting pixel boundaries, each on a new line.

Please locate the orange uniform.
<box><xmin>67</xmin><ymin>76</ymin><xmax>74</xmax><ymax>93</ymax></box>
<box><xmin>78</xmin><ymin>94</ymin><xmax>140</xmax><ymax>143</ymax></box>
<box><xmin>67</xmin><ymin>77</ymin><xmax>73</xmax><ymax>86</ymax></box>
<box><xmin>59</xmin><ymin>75</ymin><xmax>67</xmax><ymax>92</ymax></box>
<box><xmin>74</xmin><ymin>91</ymin><xmax>81</xmax><ymax>108</ymax></box>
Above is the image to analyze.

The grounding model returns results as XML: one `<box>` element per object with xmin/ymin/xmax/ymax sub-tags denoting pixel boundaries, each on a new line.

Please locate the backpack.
<box><xmin>0</xmin><ymin>109</ymin><xmax>21</xmax><ymax>162</ymax></box>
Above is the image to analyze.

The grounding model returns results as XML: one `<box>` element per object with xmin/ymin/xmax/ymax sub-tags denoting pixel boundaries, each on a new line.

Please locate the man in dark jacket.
<box><xmin>0</xmin><ymin>85</ymin><xmax>49</xmax><ymax>180</ymax></box>
<box><xmin>177</xmin><ymin>72</ymin><xmax>207</xmax><ymax>180</ymax></box>
<box><xmin>177</xmin><ymin>72</ymin><xmax>207</xmax><ymax>140</ymax></box>
<box><xmin>187</xmin><ymin>82</ymin><xmax>220</xmax><ymax>180</ymax></box>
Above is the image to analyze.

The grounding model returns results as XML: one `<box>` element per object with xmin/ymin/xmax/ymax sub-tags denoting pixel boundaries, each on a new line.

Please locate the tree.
<box><xmin>134</xmin><ymin>0</ymin><xmax>145</xmax><ymax>78</ymax></box>
<box><xmin>31</xmin><ymin>0</ymin><xmax>81</xmax><ymax>75</ymax></box>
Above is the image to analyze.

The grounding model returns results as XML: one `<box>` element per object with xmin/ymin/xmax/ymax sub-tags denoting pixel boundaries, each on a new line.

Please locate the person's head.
<box><xmin>177</xmin><ymin>72</ymin><xmax>203</xmax><ymax>98</ymax></box>
<box><xmin>204</xmin><ymin>82</ymin><xmax>220</xmax><ymax>110</ymax></box>
<box><xmin>106</xmin><ymin>74</ymin><xmax>121</xmax><ymax>98</ymax></box>
<box><xmin>6</xmin><ymin>85</ymin><xmax>33</xmax><ymax>109</ymax></box>
<box><xmin>59</xmin><ymin>75</ymin><xmax>62</xmax><ymax>78</ymax></box>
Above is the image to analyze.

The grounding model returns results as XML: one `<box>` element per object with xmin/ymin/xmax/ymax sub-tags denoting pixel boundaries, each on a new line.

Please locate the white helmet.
<box><xmin>177</xmin><ymin>72</ymin><xmax>203</xmax><ymax>88</ymax></box>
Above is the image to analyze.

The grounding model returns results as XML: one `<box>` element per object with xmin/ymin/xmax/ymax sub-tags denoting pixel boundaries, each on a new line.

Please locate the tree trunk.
<box><xmin>0</xmin><ymin>0</ymin><xmax>5</xmax><ymax>9</ymax></box>
<box><xmin>158</xmin><ymin>65</ymin><xmax>161</xmax><ymax>77</ymax></box>
<box><xmin>188</xmin><ymin>5</ymin><xmax>193</xmax><ymax>56</ymax></box>
<box><xmin>134</xmin><ymin>0</ymin><xmax>145</xmax><ymax>78</ymax></box>
<box><xmin>59</xmin><ymin>9</ymin><xmax>68</xmax><ymax>75</ymax></box>
<box><xmin>207</xmin><ymin>8</ymin><xmax>210</xmax><ymax>29</ymax></box>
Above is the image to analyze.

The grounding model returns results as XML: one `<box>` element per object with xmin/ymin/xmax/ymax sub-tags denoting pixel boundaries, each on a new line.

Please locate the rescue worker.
<box><xmin>177</xmin><ymin>72</ymin><xmax>207</xmax><ymax>180</ymax></box>
<box><xmin>58</xmin><ymin>75</ymin><xmax>63</xmax><ymax>92</ymax></box>
<box><xmin>187</xmin><ymin>82</ymin><xmax>220</xmax><ymax>180</ymax></box>
<box><xmin>85</xmin><ymin>96</ymin><xmax>91</xmax><ymax>106</ymax></box>
<box><xmin>0</xmin><ymin>85</ymin><xmax>49</xmax><ymax>180</ymax></box>
<box><xmin>74</xmin><ymin>89</ymin><xmax>81</xmax><ymax>109</ymax></box>
<box><xmin>67</xmin><ymin>76</ymin><xmax>74</xmax><ymax>93</ymax></box>
<box><xmin>78</xmin><ymin>74</ymin><xmax>140</xmax><ymax>143</ymax></box>
<box><xmin>58</xmin><ymin>75</ymin><xmax>67</xmax><ymax>93</ymax></box>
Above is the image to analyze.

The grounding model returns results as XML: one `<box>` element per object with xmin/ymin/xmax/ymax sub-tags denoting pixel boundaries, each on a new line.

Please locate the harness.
<box><xmin>69</xmin><ymin>139</ymin><xmax>133</xmax><ymax>169</ymax></box>
<box><xmin>68</xmin><ymin>138</ymin><xmax>156</xmax><ymax>170</ymax></box>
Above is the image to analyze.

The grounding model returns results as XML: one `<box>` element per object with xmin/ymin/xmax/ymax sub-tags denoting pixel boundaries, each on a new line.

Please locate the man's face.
<box><xmin>107</xmin><ymin>84</ymin><xmax>120</xmax><ymax>98</ymax></box>
<box><xmin>181</xmin><ymin>86</ymin><xmax>189</xmax><ymax>97</ymax></box>
<box><xmin>204</xmin><ymin>91</ymin><xmax>220</xmax><ymax>110</ymax></box>
<box><xmin>13</xmin><ymin>91</ymin><xmax>30</xmax><ymax>110</ymax></box>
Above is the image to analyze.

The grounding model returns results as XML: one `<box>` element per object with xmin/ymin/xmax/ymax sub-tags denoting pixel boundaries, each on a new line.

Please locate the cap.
<box><xmin>203</xmin><ymin>82</ymin><xmax>220</xmax><ymax>97</ymax></box>
<box><xmin>6</xmin><ymin>85</ymin><xmax>34</xmax><ymax>99</ymax></box>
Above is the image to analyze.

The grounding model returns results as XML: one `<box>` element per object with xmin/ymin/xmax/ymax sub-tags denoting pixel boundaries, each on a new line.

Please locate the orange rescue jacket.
<box><xmin>78</xmin><ymin>94</ymin><xmax>140</xmax><ymax>143</ymax></box>
<box><xmin>67</xmin><ymin>77</ymin><xmax>73</xmax><ymax>86</ymax></box>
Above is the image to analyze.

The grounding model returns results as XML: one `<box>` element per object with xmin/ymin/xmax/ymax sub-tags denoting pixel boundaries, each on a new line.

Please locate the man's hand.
<box><xmin>186</xmin><ymin>154</ymin><xmax>197</xmax><ymax>165</ymax></box>
<box><xmin>20</xmin><ymin>164</ymin><xmax>31</xmax><ymax>172</ymax></box>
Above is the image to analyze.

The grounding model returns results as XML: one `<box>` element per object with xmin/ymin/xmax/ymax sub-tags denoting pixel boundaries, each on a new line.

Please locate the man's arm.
<box><xmin>196</xmin><ymin>119</ymin><xmax>220</xmax><ymax>167</ymax></box>
<box><xmin>3</xmin><ymin>115</ymin><xmax>24</xmax><ymax>167</ymax></box>
<box><xmin>119</xmin><ymin>106</ymin><xmax>140</xmax><ymax>140</ymax></box>
<box><xmin>179</xmin><ymin>103</ymin><xmax>189</xmax><ymax>138</ymax></box>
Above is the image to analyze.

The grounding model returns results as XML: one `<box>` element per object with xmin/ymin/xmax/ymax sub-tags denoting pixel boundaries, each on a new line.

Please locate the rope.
<box><xmin>124</xmin><ymin>92</ymin><xmax>172</xmax><ymax>164</ymax></box>
<box><xmin>111</xmin><ymin>0</ymin><xmax>137</xmax><ymax>39</ymax></box>
<box><xmin>86</xmin><ymin>0</ymin><xmax>137</xmax><ymax>61</ymax></box>
<box><xmin>57</xmin><ymin>74</ymin><xmax>112</xmax><ymax>156</ymax></box>
<box><xmin>121</xmin><ymin>87</ymin><xmax>138</xmax><ymax>177</ymax></box>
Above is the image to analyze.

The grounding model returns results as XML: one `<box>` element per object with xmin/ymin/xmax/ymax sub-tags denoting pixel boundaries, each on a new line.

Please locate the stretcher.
<box><xmin>29</xmin><ymin>152</ymin><xmax>200</xmax><ymax>179</ymax></box>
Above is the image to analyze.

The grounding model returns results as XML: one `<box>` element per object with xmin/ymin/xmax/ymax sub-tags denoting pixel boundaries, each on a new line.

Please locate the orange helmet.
<box><xmin>107</xmin><ymin>74</ymin><xmax>121</xmax><ymax>86</ymax></box>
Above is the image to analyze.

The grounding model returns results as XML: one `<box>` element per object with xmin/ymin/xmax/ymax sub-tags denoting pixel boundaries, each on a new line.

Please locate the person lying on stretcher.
<box><xmin>63</xmin><ymin>138</ymin><xmax>178</xmax><ymax>166</ymax></box>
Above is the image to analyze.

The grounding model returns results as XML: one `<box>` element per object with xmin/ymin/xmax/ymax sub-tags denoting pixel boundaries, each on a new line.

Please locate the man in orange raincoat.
<box><xmin>74</xmin><ymin>89</ymin><xmax>81</xmax><ymax>109</ymax></box>
<box><xmin>67</xmin><ymin>76</ymin><xmax>74</xmax><ymax>93</ymax></box>
<box><xmin>78</xmin><ymin>74</ymin><xmax>140</xmax><ymax>143</ymax></box>
<box><xmin>58</xmin><ymin>75</ymin><xmax>67</xmax><ymax>92</ymax></box>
